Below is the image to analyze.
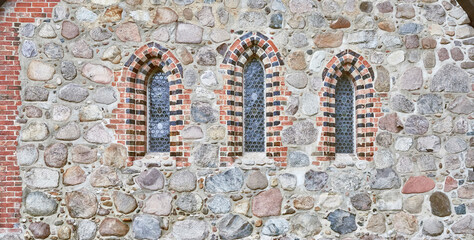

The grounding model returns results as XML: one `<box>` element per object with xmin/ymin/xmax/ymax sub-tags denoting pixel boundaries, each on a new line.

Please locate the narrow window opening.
<box><xmin>147</xmin><ymin>71</ymin><xmax>170</xmax><ymax>152</ymax></box>
<box><xmin>335</xmin><ymin>73</ymin><xmax>355</xmax><ymax>154</ymax></box>
<box><xmin>243</xmin><ymin>57</ymin><xmax>265</xmax><ymax>152</ymax></box>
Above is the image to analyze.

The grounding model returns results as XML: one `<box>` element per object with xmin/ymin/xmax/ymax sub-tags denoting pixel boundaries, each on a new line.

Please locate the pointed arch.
<box><xmin>218</xmin><ymin>32</ymin><xmax>291</xmax><ymax>165</ymax></box>
<box><xmin>317</xmin><ymin>50</ymin><xmax>380</xmax><ymax>161</ymax></box>
<box><xmin>116</xmin><ymin>42</ymin><xmax>191</xmax><ymax>166</ymax></box>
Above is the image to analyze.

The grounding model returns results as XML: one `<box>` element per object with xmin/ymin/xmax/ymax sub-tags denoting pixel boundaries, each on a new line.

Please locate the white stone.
<box><xmin>456</xmin><ymin>25</ymin><xmax>474</xmax><ymax>39</ymax></box>
<box><xmin>395</xmin><ymin>137</ymin><xmax>413</xmax><ymax>151</ymax></box>
<box><xmin>130</xmin><ymin>10</ymin><xmax>150</xmax><ymax>22</ymax></box>
<box><xmin>151</xmin><ymin>27</ymin><xmax>169</xmax><ymax>42</ymax></box>
<box><xmin>52</xmin><ymin>105</ymin><xmax>71</xmax><ymax>122</ymax></box>
<box><xmin>81</xmin><ymin>63</ymin><xmax>114</xmax><ymax>84</ymax></box>
<box><xmin>377</xmin><ymin>190</ymin><xmax>402</xmax><ymax>211</ymax></box>
<box><xmin>200</xmin><ymin>71</ymin><xmax>218</xmax><ymax>88</ymax></box>
<box><xmin>428</xmin><ymin>24</ymin><xmax>444</xmax><ymax>36</ymax></box>
<box><xmin>309</xmin><ymin>51</ymin><xmax>326</xmax><ymax>73</ymax></box>
<box><xmin>80</xmin><ymin>105</ymin><xmax>103</xmax><ymax>121</ymax></box>
<box><xmin>210</xmin><ymin>29</ymin><xmax>231</xmax><ymax>43</ymax></box>
<box><xmin>301</xmin><ymin>92</ymin><xmax>319</xmax><ymax>116</ymax></box>
<box><xmin>101</xmin><ymin>46</ymin><xmax>121</xmax><ymax>64</ymax></box>
<box><xmin>91</xmin><ymin>0</ymin><xmax>119</xmax><ymax>5</ymax></box>
<box><xmin>38</xmin><ymin>24</ymin><xmax>56</xmax><ymax>38</ymax></box>
<box><xmin>76</xmin><ymin>7</ymin><xmax>98</xmax><ymax>22</ymax></box>
<box><xmin>234</xmin><ymin>200</ymin><xmax>250</xmax><ymax>215</ymax></box>
<box><xmin>27</xmin><ymin>60</ymin><xmax>55</xmax><ymax>81</ymax></box>
<box><xmin>319</xmin><ymin>193</ymin><xmax>342</xmax><ymax>209</ymax></box>
<box><xmin>450</xmin><ymin>7</ymin><xmax>467</xmax><ymax>19</ymax></box>
<box><xmin>25</xmin><ymin>168</ymin><xmax>60</xmax><ymax>189</ymax></box>
<box><xmin>387</xmin><ymin>50</ymin><xmax>405</xmax><ymax>65</ymax></box>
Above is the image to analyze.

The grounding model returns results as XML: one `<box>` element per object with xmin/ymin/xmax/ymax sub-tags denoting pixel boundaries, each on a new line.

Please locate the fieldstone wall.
<box><xmin>10</xmin><ymin>0</ymin><xmax>474</xmax><ymax>239</ymax></box>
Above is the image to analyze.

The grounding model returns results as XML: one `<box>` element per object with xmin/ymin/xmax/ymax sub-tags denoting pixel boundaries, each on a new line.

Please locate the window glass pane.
<box><xmin>335</xmin><ymin>74</ymin><xmax>354</xmax><ymax>153</ymax></box>
<box><xmin>243</xmin><ymin>58</ymin><xmax>266</xmax><ymax>152</ymax></box>
<box><xmin>148</xmin><ymin>71</ymin><xmax>170</xmax><ymax>152</ymax></box>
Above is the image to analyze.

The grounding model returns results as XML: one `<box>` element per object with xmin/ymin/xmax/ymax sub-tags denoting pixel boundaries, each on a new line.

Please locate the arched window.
<box><xmin>335</xmin><ymin>73</ymin><xmax>354</xmax><ymax>153</ymax></box>
<box><xmin>147</xmin><ymin>71</ymin><xmax>170</xmax><ymax>152</ymax></box>
<box><xmin>243</xmin><ymin>58</ymin><xmax>265</xmax><ymax>152</ymax></box>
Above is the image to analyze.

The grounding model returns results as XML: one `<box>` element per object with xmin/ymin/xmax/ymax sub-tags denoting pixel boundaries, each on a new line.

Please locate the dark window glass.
<box><xmin>243</xmin><ymin>58</ymin><xmax>265</xmax><ymax>152</ymax></box>
<box><xmin>335</xmin><ymin>74</ymin><xmax>354</xmax><ymax>153</ymax></box>
<box><xmin>148</xmin><ymin>71</ymin><xmax>170</xmax><ymax>152</ymax></box>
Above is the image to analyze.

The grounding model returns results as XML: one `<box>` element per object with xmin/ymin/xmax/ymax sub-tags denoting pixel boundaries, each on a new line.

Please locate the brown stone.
<box><xmin>252</xmin><ymin>188</ymin><xmax>282</xmax><ymax>217</ymax></box>
<box><xmin>293</xmin><ymin>196</ymin><xmax>314</xmax><ymax>210</ymax></box>
<box><xmin>421</xmin><ymin>37</ymin><xmax>437</xmax><ymax>49</ymax></box>
<box><xmin>72</xmin><ymin>145</ymin><xmax>97</xmax><ymax>164</ymax></box>
<box><xmin>177</xmin><ymin>47</ymin><xmax>193</xmax><ymax>65</ymax></box>
<box><xmin>112</xmin><ymin>191</ymin><xmax>137</xmax><ymax>214</ymax></box>
<box><xmin>376</xmin><ymin>1</ymin><xmax>393</xmax><ymax>13</ymax></box>
<box><xmin>66</xmin><ymin>190</ymin><xmax>98</xmax><ymax>218</ymax></box>
<box><xmin>29</xmin><ymin>222</ymin><xmax>50</xmax><ymax>239</ymax></box>
<box><xmin>90</xmin><ymin>166</ymin><xmax>121</xmax><ymax>187</ymax></box>
<box><xmin>61</xmin><ymin>21</ymin><xmax>79</xmax><ymax>40</ymax></box>
<box><xmin>329</xmin><ymin>17</ymin><xmax>350</xmax><ymax>29</ymax></box>
<box><xmin>402</xmin><ymin>176</ymin><xmax>435</xmax><ymax>193</ymax></box>
<box><xmin>450</xmin><ymin>47</ymin><xmax>464</xmax><ymax>61</ymax></box>
<box><xmin>396</xmin><ymin>4</ymin><xmax>415</xmax><ymax>19</ymax></box>
<box><xmin>153</xmin><ymin>7</ymin><xmax>178</xmax><ymax>24</ymax></box>
<box><xmin>378</xmin><ymin>21</ymin><xmax>395</xmax><ymax>32</ymax></box>
<box><xmin>44</xmin><ymin>143</ymin><xmax>68</xmax><ymax>168</ymax></box>
<box><xmin>101</xmin><ymin>143</ymin><xmax>127</xmax><ymax>169</ymax></box>
<box><xmin>430</xmin><ymin>192</ymin><xmax>451</xmax><ymax>217</ymax></box>
<box><xmin>246</xmin><ymin>170</ymin><xmax>268</xmax><ymax>190</ymax></box>
<box><xmin>378</xmin><ymin>113</ymin><xmax>403</xmax><ymax>133</ymax></box>
<box><xmin>102</xmin><ymin>6</ymin><xmax>123</xmax><ymax>22</ymax></box>
<box><xmin>287</xmin><ymin>51</ymin><xmax>307</xmax><ymax>70</ymax></box>
<box><xmin>115</xmin><ymin>22</ymin><xmax>141</xmax><ymax>42</ymax></box>
<box><xmin>438</xmin><ymin>48</ymin><xmax>449</xmax><ymax>61</ymax></box>
<box><xmin>405</xmin><ymin>35</ymin><xmax>419</xmax><ymax>49</ymax></box>
<box><xmin>313</xmin><ymin>31</ymin><xmax>343</xmax><ymax>48</ymax></box>
<box><xmin>367</xmin><ymin>214</ymin><xmax>386</xmax><ymax>233</ymax></box>
<box><xmin>99</xmin><ymin>218</ymin><xmax>129</xmax><ymax>237</ymax></box>
<box><xmin>143</xmin><ymin>192</ymin><xmax>172</xmax><ymax>216</ymax></box>
<box><xmin>63</xmin><ymin>166</ymin><xmax>86</xmax><ymax>186</ymax></box>
<box><xmin>392</xmin><ymin>211</ymin><xmax>418</xmax><ymax>235</ymax></box>
<box><xmin>70</xmin><ymin>39</ymin><xmax>93</xmax><ymax>59</ymax></box>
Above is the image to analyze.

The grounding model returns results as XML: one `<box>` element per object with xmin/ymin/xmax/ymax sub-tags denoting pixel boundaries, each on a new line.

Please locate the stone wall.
<box><xmin>4</xmin><ymin>0</ymin><xmax>474</xmax><ymax>239</ymax></box>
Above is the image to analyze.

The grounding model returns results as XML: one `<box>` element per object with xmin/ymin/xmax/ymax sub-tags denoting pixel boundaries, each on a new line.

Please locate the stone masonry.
<box><xmin>0</xmin><ymin>0</ymin><xmax>473</xmax><ymax>239</ymax></box>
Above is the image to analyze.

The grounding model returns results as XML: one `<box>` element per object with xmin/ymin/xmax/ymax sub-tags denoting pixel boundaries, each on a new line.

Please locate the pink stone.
<box><xmin>252</xmin><ymin>188</ymin><xmax>282</xmax><ymax>217</ymax></box>
<box><xmin>81</xmin><ymin>63</ymin><xmax>114</xmax><ymax>84</ymax></box>
<box><xmin>401</xmin><ymin>176</ymin><xmax>435</xmax><ymax>194</ymax></box>
<box><xmin>444</xmin><ymin>176</ymin><xmax>458</xmax><ymax>192</ymax></box>
<box><xmin>115</xmin><ymin>22</ymin><xmax>141</xmax><ymax>42</ymax></box>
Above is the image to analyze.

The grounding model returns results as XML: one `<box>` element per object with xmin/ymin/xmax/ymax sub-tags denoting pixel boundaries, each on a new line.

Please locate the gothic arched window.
<box><xmin>147</xmin><ymin>71</ymin><xmax>170</xmax><ymax>152</ymax></box>
<box><xmin>243</xmin><ymin>58</ymin><xmax>266</xmax><ymax>152</ymax></box>
<box><xmin>335</xmin><ymin>73</ymin><xmax>354</xmax><ymax>153</ymax></box>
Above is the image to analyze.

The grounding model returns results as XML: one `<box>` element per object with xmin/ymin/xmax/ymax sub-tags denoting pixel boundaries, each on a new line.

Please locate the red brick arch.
<box><xmin>316</xmin><ymin>50</ymin><xmax>381</xmax><ymax>162</ymax></box>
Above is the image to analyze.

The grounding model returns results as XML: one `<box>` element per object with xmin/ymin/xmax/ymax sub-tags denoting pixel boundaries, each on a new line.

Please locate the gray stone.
<box><xmin>53</xmin><ymin>5</ymin><xmax>69</xmax><ymax>22</ymax></box>
<box><xmin>286</xmin><ymin>72</ymin><xmax>308</xmax><ymax>89</ymax></box>
<box><xmin>142</xmin><ymin>193</ymin><xmax>172</xmax><ymax>216</ymax></box>
<box><xmin>217</xmin><ymin>7</ymin><xmax>229</xmax><ymax>25</ymax></box>
<box><xmin>80</xmin><ymin>105</ymin><xmax>103</xmax><ymax>121</ymax></box>
<box><xmin>309</xmin><ymin>51</ymin><xmax>326</xmax><ymax>73</ymax></box>
<box><xmin>399</xmin><ymin>67</ymin><xmax>423</xmax><ymax>90</ymax></box>
<box><xmin>301</xmin><ymin>92</ymin><xmax>319</xmax><ymax>116</ymax></box>
<box><xmin>286</xmin><ymin>95</ymin><xmax>299</xmax><ymax>115</ymax></box>
<box><xmin>58</xmin><ymin>84</ymin><xmax>88</xmax><ymax>103</ymax></box>
<box><xmin>133</xmin><ymin>215</ymin><xmax>161</xmax><ymax>240</ymax></box>
<box><xmin>78</xmin><ymin>220</ymin><xmax>97</xmax><ymax>240</ymax></box>
<box><xmin>451</xmin><ymin>215</ymin><xmax>474</xmax><ymax>234</ymax></box>
<box><xmin>90</xmin><ymin>27</ymin><xmax>112</xmax><ymax>41</ymax></box>
<box><xmin>375</xmin><ymin>65</ymin><xmax>390</xmax><ymax>92</ymax></box>
<box><xmin>424</xmin><ymin>51</ymin><xmax>436</xmax><ymax>68</ymax></box>
<box><xmin>191</xmin><ymin>101</ymin><xmax>217</xmax><ymax>123</ymax></box>
<box><xmin>56</xmin><ymin>122</ymin><xmax>81</xmax><ymax>140</ymax></box>
<box><xmin>445</xmin><ymin>137</ymin><xmax>467</xmax><ymax>153</ymax></box>
<box><xmin>288</xmin><ymin>151</ymin><xmax>310</xmax><ymax>167</ymax></box>
<box><xmin>248</xmin><ymin>0</ymin><xmax>266</xmax><ymax>8</ymax></box>
<box><xmin>416</xmin><ymin>135</ymin><xmax>441</xmax><ymax>153</ymax></box>
<box><xmin>93</xmin><ymin>87</ymin><xmax>117</xmax><ymax>105</ymax></box>
<box><xmin>174</xmin><ymin>0</ymin><xmax>195</xmax><ymax>5</ymax></box>
<box><xmin>192</xmin><ymin>144</ymin><xmax>219</xmax><ymax>168</ymax></box>
<box><xmin>375</xmin><ymin>149</ymin><xmax>394</xmax><ymax>169</ymax></box>
<box><xmin>38</xmin><ymin>24</ymin><xmax>56</xmax><ymax>38</ymax></box>
<box><xmin>404</xmin><ymin>195</ymin><xmax>424</xmax><ymax>214</ymax></box>
<box><xmin>51</xmin><ymin>105</ymin><xmax>71</xmax><ymax>121</ymax></box>
<box><xmin>205</xmin><ymin>168</ymin><xmax>244</xmax><ymax>193</ymax></box>
<box><xmin>17</xmin><ymin>144</ymin><xmax>38</xmax><ymax>166</ymax></box>
<box><xmin>25</xmin><ymin>168</ymin><xmax>59</xmax><ymax>189</ymax></box>
<box><xmin>218</xmin><ymin>214</ymin><xmax>253</xmax><ymax>240</ymax></box>
<box><xmin>246</xmin><ymin>170</ymin><xmax>268</xmax><ymax>190</ymax></box>
<box><xmin>376</xmin><ymin>190</ymin><xmax>402</xmax><ymax>211</ymax></box>
<box><xmin>444</xmin><ymin>155</ymin><xmax>461</xmax><ymax>171</ymax></box>
<box><xmin>89</xmin><ymin>166</ymin><xmax>120</xmax><ymax>187</ymax></box>
<box><xmin>448</xmin><ymin>96</ymin><xmax>474</xmax><ymax>114</ymax></box>
<box><xmin>169</xmin><ymin>170</ymin><xmax>196</xmax><ymax>192</ymax></box>
<box><xmin>21</xmin><ymin>23</ymin><xmax>36</xmax><ymax>37</ymax></box>
<box><xmin>350</xmin><ymin>193</ymin><xmax>371</xmax><ymax>211</ymax></box>
<box><xmin>424</xmin><ymin>5</ymin><xmax>446</xmax><ymax>24</ymax></box>
<box><xmin>399</xmin><ymin>23</ymin><xmax>423</xmax><ymax>35</ymax></box>
<box><xmin>417</xmin><ymin>94</ymin><xmax>443</xmax><ymax>115</ymax></box>
<box><xmin>70</xmin><ymin>39</ymin><xmax>93</xmax><ymax>59</ymax></box>
<box><xmin>290</xmin><ymin>33</ymin><xmax>308</xmax><ymax>48</ymax></box>
<box><xmin>370</xmin><ymin>167</ymin><xmax>400</xmax><ymax>189</ymax></box>
<box><xmin>367</xmin><ymin>214</ymin><xmax>386</xmax><ymax>233</ymax></box>
<box><xmin>173</xmin><ymin>219</ymin><xmax>209</xmax><ymax>240</ymax></box>
<box><xmin>183</xmin><ymin>68</ymin><xmax>198</xmax><ymax>87</ymax></box>
<box><xmin>182</xmin><ymin>126</ymin><xmax>204</xmax><ymax>139</ymax></box>
<box><xmin>23</xmin><ymin>106</ymin><xmax>42</xmax><ymax>118</ymax></box>
<box><xmin>113</xmin><ymin>191</ymin><xmax>137</xmax><ymax>214</ymax></box>
<box><xmin>61</xmin><ymin>61</ymin><xmax>77</xmax><ymax>80</ymax></box>
<box><xmin>176</xmin><ymin>24</ymin><xmax>203</xmax><ymax>44</ymax></box>
<box><xmin>200</xmin><ymin>70</ymin><xmax>218</xmax><ymax>88</ymax></box>
<box><xmin>269</xmin><ymin>13</ymin><xmax>283</xmax><ymax>29</ymax></box>
<box><xmin>327</xmin><ymin>209</ymin><xmax>357</xmax><ymax>234</ymax></box>
<box><xmin>136</xmin><ymin>168</ymin><xmax>165</xmax><ymax>190</ymax></box>
<box><xmin>151</xmin><ymin>27</ymin><xmax>169</xmax><ymax>42</ymax></box>
<box><xmin>405</xmin><ymin>115</ymin><xmax>429</xmax><ymax>135</ymax></box>
<box><xmin>282</xmin><ymin>121</ymin><xmax>318</xmax><ymax>145</ymax></box>
<box><xmin>76</xmin><ymin>7</ymin><xmax>98</xmax><ymax>22</ymax></box>
<box><xmin>454</xmin><ymin>117</ymin><xmax>469</xmax><ymax>134</ymax></box>
<box><xmin>380</xmin><ymin>34</ymin><xmax>402</xmax><ymax>47</ymax></box>
<box><xmin>289</xmin><ymin>0</ymin><xmax>314</xmax><ymax>14</ymax></box>
<box><xmin>376</xmin><ymin>132</ymin><xmax>393</xmax><ymax>148</ymax></box>
<box><xmin>176</xmin><ymin>193</ymin><xmax>202</xmax><ymax>212</ymax></box>
<box><xmin>304</xmin><ymin>170</ymin><xmax>328</xmax><ymax>191</ymax></box>
<box><xmin>290</xmin><ymin>213</ymin><xmax>321</xmax><ymax>237</ymax></box>
<box><xmin>84</xmin><ymin>124</ymin><xmax>112</xmax><ymax>144</ymax></box>
<box><xmin>423</xmin><ymin>218</ymin><xmax>444</xmax><ymax>236</ymax></box>
<box><xmin>416</xmin><ymin>155</ymin><xmax>437</xmax><ymax>172</ymax></box>
<box><xmin>208</xmin><ymin>195</ymin><xmax>231</xmax><ymax>214</ymax></box>
<box><xmin>25</xmin><ymin>192</ymin><xmax>58</xmax><ymax>216</ymax></box>
<box><xmin>329</xmin><ymin>171</ymin><xmax>361</xmax><ymax>192</ymax></box>
<box><xmin>262</xmin><ymin>218</ymin><xmax>289</xmax><ymax>236</ymax></box>
<box><xmin>21</xmin><ymin>121</ymin><xmax>49</xmax><ymax>141</ymax></box>
<box><xmin>22</xmin><ymin>40</ymin><xmax>37</xmax><ymax>58</ymax></box>
<box><xmin>279</xmin><ymin>173</ymin><xmax>297</xmax><ymax>191</ymax></box>
<box><xmin>397</xmin><ymin>156</ymin><xmax>414</xmax><ymax>173</ymax></box>
<box><xmin>391</xmin><ymin>94</ymin><xmax>414</xmax><ymax>113</ymax></box>
<box><xmin>44</xmin><ymin>143</ymin><xmax>68</xmax><ymax>168</ymax></box>
<box><xmin>197</xmin><ymin>6</ymin><xmax>215</xmax><ymax>27</ymax></box>
<box><xmin>239</xmin><ymin>12</ymin><xmax>267</xmax><ymax>28</ymax></box>
<box><xmin>431</xmin><ymin>64</ymin><xmax>469</xmax><ymax>93</ymax></box>
<box><xmin>196</xmin><ymin>47</ymin><xmax>216</xmax><ymax>66</ymax></box>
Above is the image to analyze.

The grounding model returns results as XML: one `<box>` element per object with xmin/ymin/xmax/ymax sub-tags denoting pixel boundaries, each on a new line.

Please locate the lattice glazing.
<box><xmin>243</xmin><ymin>58</ymin><xmax>265</xmax><ymax>152</ymax></box>
<box><xmin>148</xmin><ymin>71</ymin><xmax>170</xmax><ymax>152</ymax></box>
<box><xmin>335</xmin><ymin>74</ymin><xmax>354</xmax><ymax>153</ymax></box>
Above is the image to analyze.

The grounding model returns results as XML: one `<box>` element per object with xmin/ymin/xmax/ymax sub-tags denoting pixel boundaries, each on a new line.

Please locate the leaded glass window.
<box><xmin>148</xmin><ymin>71</ymin><xmax>170</xmax><ymax>152</ymax></box>
<box><xmin>243</xmin><ymin>58</ymin><xmax>265</xmax><ymax>152</ymax></box>
<box><xmin>335</xmin><ymin>74</ymin><xmax>354</xmax><ymax>153</ymax></box>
